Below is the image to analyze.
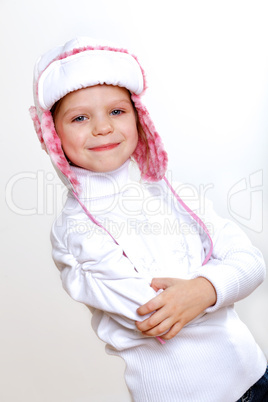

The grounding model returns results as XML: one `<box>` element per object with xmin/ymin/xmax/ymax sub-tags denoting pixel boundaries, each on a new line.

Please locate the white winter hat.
<box><xmin>35</xmin><ymin>37</ymin><xmax>145</xmax><ymax>112</ymax></box>
<box><xmin>30</xmin><ymin>37</ymin><xmax>168</xmax><ymax>193</ymax></box>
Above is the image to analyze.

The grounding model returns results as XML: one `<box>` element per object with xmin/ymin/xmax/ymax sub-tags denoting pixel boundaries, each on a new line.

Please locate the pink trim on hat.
<box><xmin>35</xmin><ymin>45</ymin><xmax>147</xmax><ymax>110</ymax></box>
<box><xmin>45</xmin><ymin>45</ymin><xmax>147</xmax><ymax>94</ymax></box>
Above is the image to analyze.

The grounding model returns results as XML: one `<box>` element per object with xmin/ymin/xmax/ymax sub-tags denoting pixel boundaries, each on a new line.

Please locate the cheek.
<box><xmin>130</xmin><ymin>119</ymin><xmax>139</xmax><ymax>142</ymax></box>
<box><xmin>130</xmin><ymin>129</ymin><xmax>139</xmax><ymax>152</ymax></box>
<box><xmin>134</xmin><ymin>125</ymin><xmax>139</xmax><ymax>142</ymax></box>
<box><xmin>54</xmin><ymin>121</ymin><xmax>66</xmax><ymax>143</ymax></box>
<box><xmin>57</xmin><ymin>125</ymin><xmax>80</xmax><ymax>146</ymax></box>
<box><xmin>135</xmin><ymin>130</ymin><xmax>139</xmax><ymax>145</ymax></box>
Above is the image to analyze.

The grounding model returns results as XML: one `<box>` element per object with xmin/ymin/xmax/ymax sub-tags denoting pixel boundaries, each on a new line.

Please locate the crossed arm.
<box><xmin>52</xmin><ymin>209</ymin><xmax>265</xmax><ymax>342</ymax></box>
<box><xmin>135</xmin><ymin>277</ymin><xmax>217</xmax><ymax>340</ymax></box>
<box><xmin>136</xmin><ymin>218</ymin><xmax>266</xmax><ymax>340</ymax></box>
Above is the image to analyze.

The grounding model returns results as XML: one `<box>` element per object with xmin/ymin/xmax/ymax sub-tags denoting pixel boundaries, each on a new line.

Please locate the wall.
<box><xmin>1</xmin><ymin>1</ymin><xmax>268</xmax><ymax>401</ymax></box>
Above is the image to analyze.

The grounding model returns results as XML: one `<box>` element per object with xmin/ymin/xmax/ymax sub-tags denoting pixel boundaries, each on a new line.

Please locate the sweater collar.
<box><xmin>70</xmin><ymin>159</ymin><xmax>141</xmax><ymax>199</ymax></box>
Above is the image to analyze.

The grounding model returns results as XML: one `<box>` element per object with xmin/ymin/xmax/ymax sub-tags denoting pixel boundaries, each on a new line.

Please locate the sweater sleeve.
<box><xmin>51</xmin><ymin>215</ymin><xmax>158</xmax><ymax>330</ymax></box>
<box><xmin>191</xmin><ymin>201</ymin><xmax>266</xmax><ymax>312</ymax></box>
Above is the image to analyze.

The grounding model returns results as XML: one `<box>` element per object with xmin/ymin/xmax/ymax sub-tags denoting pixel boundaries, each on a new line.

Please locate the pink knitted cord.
<box><xmin>71</xmin><ymin>177</ymin><xmax>213</xmax><ymax>346</ymax></box>
<box><xmin>72</xmin><ymin>190</ymin><xmax>165</xmax><ymax>345</ymax></box>
<box><xmin>163</xmin><ymin>177</ymin><xmax>213</xmax><ymax>265</ymax></box>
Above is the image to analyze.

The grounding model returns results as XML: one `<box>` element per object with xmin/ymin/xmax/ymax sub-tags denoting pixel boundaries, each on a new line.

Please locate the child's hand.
<box><xmin>135</xmin><ymin>277</ymin><xmax>217</xmax><ymax>340</ymax></box>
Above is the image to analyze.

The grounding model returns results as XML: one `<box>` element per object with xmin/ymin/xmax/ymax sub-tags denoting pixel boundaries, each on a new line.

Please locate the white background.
<box><xmin>1</xmin><ymin>1</ymin><xmax>268</xmax><ymax>401</ymax></box>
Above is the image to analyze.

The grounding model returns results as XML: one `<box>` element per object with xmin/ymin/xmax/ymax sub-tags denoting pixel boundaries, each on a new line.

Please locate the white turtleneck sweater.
<box><xmin>51</xmin><ymin>160</ymin><xmax>266</xmax><ymax>402</ymax></box>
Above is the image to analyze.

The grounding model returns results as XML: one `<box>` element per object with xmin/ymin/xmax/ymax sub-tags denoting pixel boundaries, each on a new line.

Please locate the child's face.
<box><xmin>54</xmin><ymin>85</ymin><xmax>139</xmax><ymax>172</ymax></box>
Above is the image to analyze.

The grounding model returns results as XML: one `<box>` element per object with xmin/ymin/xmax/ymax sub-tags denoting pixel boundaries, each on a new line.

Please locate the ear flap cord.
<box><xmin>72</xmin><ymin>177</ymin><xmax>213</xmax><ymax>345</ymax></box>
<box><xmin>163</xmin><ymin>177</ymin><xmax>213</xmax><ymax>266</ymax></box>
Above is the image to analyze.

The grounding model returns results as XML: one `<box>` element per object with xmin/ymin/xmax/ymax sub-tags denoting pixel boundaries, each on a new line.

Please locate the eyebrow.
<box><xmin>108</xmin><ymin>98</ymin><xmax>132</xmax><ymax>106</ymax></box>
<box><xmin>62</xmin><ymin>107</ymin><xmax>87</xmax><ymax>116</ymax></box>
<box><xmin>61</xmin><ymin>98</ymin><xmax>132</xmax><ymax>118</ymax></box>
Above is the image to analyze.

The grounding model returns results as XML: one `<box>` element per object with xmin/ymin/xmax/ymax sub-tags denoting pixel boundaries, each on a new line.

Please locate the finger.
<box><xmin>137</xmin><ymin>293</ymin><xmax>165</xmax><ymax>316</ymax></box>
<box><xmin>141</xmin><ymin>317</ymin><xmax>174</xmax><ymax>337</ymax></box>
<box><xmin>136</xmin><ymin>306</ymin><xmax>169</xmax><ymax>332</ymax></box>
<box><xmin>161</xmin><ymin>321</ymin><xmax>184</xmax><ymax>340</ymax></box>
<box><xmin>150</xmin><ymin>277</ymin><xmax>174</xmax><ymax>291</ymax></box>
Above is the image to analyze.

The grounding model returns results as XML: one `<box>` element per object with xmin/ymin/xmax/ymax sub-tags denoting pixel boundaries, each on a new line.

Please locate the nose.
<box><xmin>92</xmin><ymin>115</ymin><xmax>113</xmax><ymax>136</ymax></box>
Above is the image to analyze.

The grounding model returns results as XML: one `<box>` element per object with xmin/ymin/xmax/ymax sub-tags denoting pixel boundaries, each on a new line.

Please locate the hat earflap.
<box><xmin>41</xmin><ymin>111</ymin><xmax>81</xmax><ymax>193</ymax></box>
<box><xmin>132</xmin><ymin>94</ymin><xmax>168</xmax><ymax>182</ymax></box>
<box><xmin>29</xmin><ymin>107</ymin><xmax>80</xmax><ymax>193</ymax></box>
<box><xmin>29</xmin><ymin>106</ymin><xmax>47</xmax><ymax>151</ymax></box>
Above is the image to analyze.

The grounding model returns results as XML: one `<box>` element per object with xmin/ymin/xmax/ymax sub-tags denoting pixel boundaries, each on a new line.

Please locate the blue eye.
<box><xmin>73</xmin><ymin>116</ymin><xmax>87</xmax><ymax>122</ymax></box>
<box><xmin>111</xmin><ymin>109</ymin><xmax>123</xmax><ymax>116</ymax></box>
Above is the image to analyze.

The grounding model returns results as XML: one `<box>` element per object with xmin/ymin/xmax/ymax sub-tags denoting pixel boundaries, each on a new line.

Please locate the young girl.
<box><xmin>30</xmin><ymin>36</ymin><xmax>267</xmax><ymax>401</ymax></box>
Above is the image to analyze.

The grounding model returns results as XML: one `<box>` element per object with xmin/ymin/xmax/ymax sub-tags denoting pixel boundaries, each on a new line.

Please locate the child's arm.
<box><xmin>51</xmin><ymin>218</ymin><xmax>159</xmax><ymax>331</ymax></box>
<box><xmin>136</xmin><ymin>205</ymin><xmax>266</xmax><ymax>340</ymax></box>
<box><xmin>136</xmin><ymin>277</ymin><xmax>216</xmax><ymax>340</ymax></box>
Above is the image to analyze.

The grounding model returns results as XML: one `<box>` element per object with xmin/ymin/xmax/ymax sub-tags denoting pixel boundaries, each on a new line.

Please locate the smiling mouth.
<box><xmin>89</xmin><ymin>143</ymin><xmax>120</xmax><ymax>152</ymax></box>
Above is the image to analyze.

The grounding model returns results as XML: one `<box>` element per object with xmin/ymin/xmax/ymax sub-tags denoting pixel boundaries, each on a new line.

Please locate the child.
<box><xmin>30</xmin><ymin>37</ymin><xmax>267</xmax><ymax>401</ymax></box>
